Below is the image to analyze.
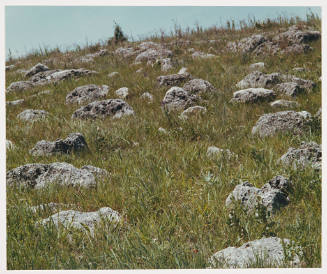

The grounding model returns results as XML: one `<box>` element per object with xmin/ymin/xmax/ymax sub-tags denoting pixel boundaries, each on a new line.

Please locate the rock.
<box><xmin>115</xmin><ymin>87</ymin><xmax>129</xmax><ymax>99</ymax></box>
<box><xmin>226</xmin><ymin>176</ymin><xmax>291</xmax><ymax>215</ymax></box>
<box><xmin>72</xmin><ymin>99</ymin><xmax>134</xmax><ymax>120</ymax></box>
<box><xmin>183</xmin><ymin>79</ymin><xmax>216</xmax><ymax>94</ymax></box>
<box><xmin>7</xmin><ymin>81</ymin><xmax>34</xmax><ymax>92</ymax></box>
<box><xmin>139</xmin><ymin>41</ymin><xmax>162</xmax><ymax>50</ymax></box>
<box><xmin>6</xmin><ymin>64</ymin><xmax>15</xmax><ymax>71</ymax></box>
<box><xmin>81</xmin><ymin>165</ymin><xmax>109</xmax><ymax>178</ymax></box>
<box><xmin>236</xmin><ymin>71</ymin><xmax>282</xmax><ymax>89</ymax></box>
<box><xmin>30</xmin><ymin>90</ymin><xmax>52</xmax><ymax>98</ymax></box>
<box><xmin>115</xmin><ymin>47</ymin><xmax>141</xmax><ymax>58</ymax></box>
<box><xmin>6</xmin><ymin>99</ymin><xmax>24</xmax><ymax>106</ymax></box>
<box><xmin>29</xmin><ymin>133</ymin><xmax>88</xmax><ymax>156</ymax></box>
<box><xmin>43</xmin><ymin>68</ymin><xmax>97</xmax><ymax>83</ymax></box>
<box><xmin>140</xmin><ymin>92</ymin><xmax>153</xmax><ymax>102</ymax></box>
<box><xmin>279</xmin><ymin>141</ymin><xmax>321</xmax><ymax>170</ymax></box>
<box><xmin>7</xmin><ymin>162</ymin><xmax>98</xmax><ymax>189</ymax></box>
<box><xmin>135</xmin><ymin>48</ymin><xmax>172</xmax><ymax>63</ymax></box>
<box><xmin>178</xmin><ymin>67</ymin><xmax>188</xmax><ymax>74</ymax></box>
<box><xmin>206</xmin><ymin>146</ymin><xmax>235</xmax><ymax>159</ymax></box>
<box><xmin>252</xmin><ymin>110</ymin><xmax>311</xmax><ymax>137</ymax></box>
<box><xmin>314</xmin><ymin>107</ymin><xmax>321</xmax><ymax>121</ymax></box>
<box><xmin>230</xmin><ymin>88</ymin><xmax>276</xmax><ymax>104</ymax></box>
<box><xmin>29</xmin><ymin>202</ymin><xmax>75</xmax><ymax>214</ymax></box>
<box><xmin>287</xmin><ymin>76</ymin><xmax>316</xmax><ymax>90</ymax></box>
<box><xmin>79</xmin><ymin>49</ymin><xmax>108</xmax><ymax>62</ymax></box>
<box><xmin>270</xmin><ymin>100</ymin><xmax>299</xmax><ymax>108</ymax></box>
<box><xmin>179</xmin><ymin>106</ymin><xmax>207</xmax><ymax>119</ymax></box>
<box><xmin>157</xmin><ymin>73</ymin><xmax>191</xmax><ymax>87</ymax></box>
<box><xmin>192</xmin><ymin>51</ymin><xmax>215</xmax><ymax>59</ymax></box>
<box><xmin>158</xmin><ymin>127</ymin><xmax>168</xmax><ymax>134</ymax></box>
<box><xmin>25</xmin><ymin>63</ymin><xmax>49</xmax><ymax>77</ymax></box>
<box><xmin>17</xmin><ymin>109</ymin><xmax>49</xmax><ymax>122</ymax></box>
<box><xmin>38</xmin><ymin>207</ymin><xmax>121</xmax><ymax>236</ymax></box>
<box><xmin>227</xmin><ymin>34</ymin><xmax>266</xmax><ymax>53</ymax></box>
<box><xmin>162</xmin><ymin>87</ymin><xmax>198</xmax><ymax>112</ymax></box>
<box><xmin>249</xmin><ymin>62</ymin><xmax>265</xmax><ymax>70</ymax></box>
<box><xmin>155</xmin><ymin>58</ymin><xmax>173</xmax><ymax>72</ymax></box>
<box><xmin>209</xmin><ymin>237</ymin><xmax>301</xmax><ymax>268</ymax></box>
<box><xmin>293</xmin><ymin>67</ymin><xmax>305</xmax><ymax>72</ymax></box>
<box><xmin>6</xmin><ymin>140</ymin><xmax>15</xmax><ymax>150</ymax></box>
<box><xmin>274</xmin><ymin>82</ymin><xmax>305</xmax><ymax>97</ymax></box>
<box><xmin>66</xmin><ymin>84</ymin><xmax>109</xmax><ymax>104</ymax></box>
<box><xmin>108</xmin><ymin>72</ymin><xmax>119</xmax><ymax>78</ymax></box>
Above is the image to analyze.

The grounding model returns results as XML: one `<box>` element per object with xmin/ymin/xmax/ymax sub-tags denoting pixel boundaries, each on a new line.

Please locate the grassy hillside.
<box><xmin>6</xmin><ymin>15</ymin><xmax>321</xmax><ymax>269</ymax></box>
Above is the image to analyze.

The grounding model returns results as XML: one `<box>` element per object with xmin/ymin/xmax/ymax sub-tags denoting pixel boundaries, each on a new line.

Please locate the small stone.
<box><xmin>158</xmin><ymin>127</ymin><xmax>168</xmax><ymax>134</ymax></box>
<box><xmin>270</xmin><ymin>100</ymin><xmax>299</xmax><ymax>108</ymax></box>
<box><xmin>249</xmin><ymin>62</ymin><xmax>265</xmax><ymax>70</ymax></box>
<box><xmin>6</xmin><ymin>99</ymin><xmax>24</xmax><ymax>106</ymax></box>
<box><xmin>206</xmin><ymin>146</ymin><xmax>235</xmax><ymax>159</ymax></box>
<box><xmin>140</xmin><ymin>92</ymin><xmax>153</xmax><ymax>102</ymax></box>
<box><xmin>115</xmin><ymin>87</ymin><xmax>129</xmax><ymax>99</ymax></box>
<box><xmin>7</xmin><ymin>81</ymin><xmax>34</xmax><ymax>92</ymax></box>
<box><xmin>293</xmin><ymin>67</ymin><xmax>305</xmax><ymax>72</ymax></box>
<box><xmin>178</xmin><ymin>67</ymin><xmax>188</xmax><ymax>74</ymax></box>
<box><xmin>192</xmin><ymin>51</ymin><xmax>215</xmax><ymax>59</ymax></box>
<box><xmin>6</xmin><ymin>140</ymin><xmax>15</xmax><ymax>150</ymax></box>
<box><xmin>108</xmin><ymin>72</ymin><xmax>119</xmax><ymax>78</ymax></box>
<box><xmin>179</xmin><ymin>106</ymin><xmax>207</xmax><ymax>119</ymax></box>
<box><xmin>17</xmin><ymin>109</ymin><xmax>49</xmax><ymax>122</ymax></box>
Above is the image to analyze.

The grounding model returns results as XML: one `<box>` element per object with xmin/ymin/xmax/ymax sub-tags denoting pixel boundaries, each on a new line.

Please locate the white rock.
<box><xmin>115</xmin><ymin>87</ymin><xmax>129</xmax><ymax>99</ymax></box>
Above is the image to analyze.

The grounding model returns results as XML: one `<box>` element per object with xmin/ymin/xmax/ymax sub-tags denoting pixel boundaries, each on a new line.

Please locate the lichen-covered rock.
<box><xmin>43</xmin><ymin>68</ymin><xmax>97</xmax><ymax>83</ymax></box>
<box><xmin>140</xmin><ymin>92</ymin><xmax>153</xmax><ymax>102</ymax></box>
<box><xmin>183</xmin><ymin>79</ymin><xmax>216</xmax><ymax>94</ymax></box>
<box><xmin>157</xmin><ymin>73</ymin><xmax>191</xmax><ymax>87</ymax></box>
<box><xmin>30</xmin><ymin>133</ymin><xmax>88</xmax><ymax>156</ymax></box>
<box><xmin>7</xmin><ymin>81</ymin><xmax>35</xmax><ymax>92</ymax></box>
<box><xmin>66</xmin><ymin>84</ymin><xmax>109</xmax><ymax>104</ymax></box>
<box><xmin>226</xmin><ymin>176</ymin><xmax>291</xmax><ymax>214</ymax></box>
<box><xmin>249</xmin><ymin>62</ymin><xmax>265</xmax><ymax>70</ymax></box>
<box><xmin>135</xmin><ymin>48</ymin><xmax>172</xmax><ymax>63</ymax></box>
<box><xmin>251</xmin><ymin>110</ymin><xmax>311</xmax><ymax>137</ymax></box>
<box><xmin>206</xmin><ymin>146</ymin><xmax>236</xmax><ymax>159</ymax></box>
<box><xmin>7</xmin><ymin>162</ymin><xmax>97</xmax><ymax>189</ymax></box>
<box><xmin>236</xmin><ymin>71</ymin><xmax>282</xmax><ymax>89</ymax></box>
<box><xmin>81</xmin><ymin>165</ymin><xmax>109</xmax><ymax>178</ymax></box>
<box><xmin>17</xmin><ymin>109</ymin><xmax>49</xmax><ymax>122</ymax></box>
<box><xmin>115</xmin><ymin>87</ymin><xmax>129</xmax><ymax>99</ymax></box>
<box><xmin>270</xmin><ymin>100</ymin><xmax>299</xmax><ymax>108</ymax></box>
<box><xmin>279</xmin><ymin>141</ymin><xmax>321</xmax><ymax>170</ymax></box>
<box><xmin>38</xmin><ymin>207</ymin><xmax>121</xmax><ymax>236</ymax></box>
<box><xmin>162</xmin><ymin>87</ymin><xmax>198</xmax><ymax>112</ymax></box>
<box><xmin>178</xmin><ymin>67</ymin><xmax>188</xmax><ymax>74</ymax></box>
<box><xmin>72</xmin><ymin>99</ymin><xmax>134</xmax><ymax>120</ymax></box>
<box><xmin>192</xmin><ymin>51</ymin><xmax>215</xmax><ymax>59</ymax></box>
<box><xmin>115</xmin><ymin>47</ymin><xmax>141</xmax><ymax>58</ymax></box>
<box><xmin>230</xmin><ymin>88</ymin><xmax>276</xmax><ymax>104</ymax></box>
<box><xmin>155</xmin><ymin>58</ymin><xmax>173</xmax><ymax>72</ymax></box>
<box><xmin>227</xmin><ymin>34</ymin><xmax>266</xmax><ymax>53</ymax></box>
<box><xmin>179</xmin><ymin>106</ymin><xmax>207</xmax><ymax>119</ymax></box>
<box><xmin>25</xmin><ymin>63</ymin><xmax>49</xmax><ymax>77</ymax></box>
<box><xmin>274</xmin><ymin>82</ymin><xmax>305</xmax><ymax>97</ymax></box>
<box><xmin>6</xmin><ymin>99</ymin><xmax>24</xmax><ymax>106</ymax></box>
<box><xmin>209</xmin><ymin>237</ymin><xmax>302</xmax><ymax>268</ymax></box>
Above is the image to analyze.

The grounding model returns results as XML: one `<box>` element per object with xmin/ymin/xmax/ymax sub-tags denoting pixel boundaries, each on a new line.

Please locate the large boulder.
<box><xmin>7</xmin><ymin>81</ymin><xmax>34</xmax><ymax>92</ymax></box>
<box><xmin>162</xmin><ymin>87</ymin><xmax>198</xmax><ymax>112</ymax></box>
<box><xmin>38</xmin><ymin>207</ymin><xmax>121</xmax><ymax>236</ymax></box>
<box><xmin>225</xmin><ymin>176</ymin><xmax>292</xmax><ymax>215</ymax></box>
<box><xmin>157</xmin><ymin>73</ymin><xmax>191</xmax><ymax>87</ymax></box>
<box><xmin>7</xmin><ymin>162</ymin><xmax>99</xmax><ymax>189</ymax></box>
<box><xmin>279</xmin><ymin>141</ymin><xmax>321</xmax><ymax>170</ymax></box>
<box><xmin>66</xmin><ymin>84</ymin><xmax>109</xmax><ymax>104</ymax></box>
<box><xmin>230</xmin><ymin>88</ymin><xmax>276</xmax><ymax>103</ymax></box>
<box><xmin>17</xmin><ymin>109</ymin><xmax>49</xmax><ymax>122</ymax></box>
<box><xmin>25</xmin><ymin>63</ymin><xmax>49</xmax><ymax>77</ymax></box>
<box><xmin>29</xmin><ymin>133</ymin><xmax>88</xmax><ymax>156</ymax></box>
<box><xmin>183</xmin><ymin>79</ymin><xmax>216</xmax><ymax>94</ymax></box>
<box><xmin>209</xmin><ymin>237</ymin><xmax>301</xmax><ymax>268</ymax></box>
<box><xmin>72</xmin><ymin>99</ymin><xmax>134</xmax><ymax>120</ymax></box>
<box><xmin>251</xmin><ymin>110</ymin><xmax>311</xmax><ymax>137</ymax></box>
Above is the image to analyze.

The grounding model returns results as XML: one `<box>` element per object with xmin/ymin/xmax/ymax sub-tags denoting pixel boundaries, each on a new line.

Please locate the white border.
<box><xmin>1</xmin><ymin>1</ymin><xmax>325</xmax><ymax>274</ymax></box>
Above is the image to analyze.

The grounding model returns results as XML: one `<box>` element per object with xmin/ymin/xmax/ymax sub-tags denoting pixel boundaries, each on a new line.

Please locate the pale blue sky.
<box><xmin>5</xmin><ymin>6</ymin><xmax>321</xmax><ymax>59</ymax></box>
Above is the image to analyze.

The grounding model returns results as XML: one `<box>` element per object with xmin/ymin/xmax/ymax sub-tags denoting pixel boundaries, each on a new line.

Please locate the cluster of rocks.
<box><xmin>227</xmin><ymin>25</ymin><xmax>320</xmax><ymax>55</ymax></box>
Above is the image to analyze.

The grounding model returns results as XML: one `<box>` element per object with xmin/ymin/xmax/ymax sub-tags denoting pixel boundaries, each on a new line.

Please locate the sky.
<box><xmin>5</xmin><ymin>6</ymin><xmax>321</xmax><ymax>59</ymax></box>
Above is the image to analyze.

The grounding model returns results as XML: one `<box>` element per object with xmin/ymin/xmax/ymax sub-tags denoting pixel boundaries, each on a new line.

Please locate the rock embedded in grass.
<box><xmin>17</xmin><ymin>109</ymin><xmax>49</xmax><ymax>122</ymax></box>
<box><xmin>155</xmin><ymin>58</ymin><xmax>173</xmax><ymax>72</ymax></box>
<box><xmin>81</xmin><ymin>165</ymin><xmax>109</xmax><ymax>178</ymax></box>
<box><xmin>274</xmin><ymin>82</ymin><xmax>306</xmax><ymax>97</ymax></box>
<box><xmin>29</xmin><ymin>133</ymin><xmax>88</xmax><ymax>156</ymax></box>
<box><xmin>314</xmin><ymin>107</ymin><xmax>321</xmax><ymax>121</ymax></box>
<box><xmin>7</xmin><ymin>162</ymin><xmax>98</xmax><ymax>189</ymax></box>
<box><xmin>66</xmin><ymin>84</ymin><xmax>109</xmax><ymax>104</ymax></box>
<box><xmin>230</xmin><ymin>88</ymin><xmax>276</xmax><ymax>104</ymax></box>
<box><xmin>279</xmin><ymin>141</ymin><xmax>321</xmax><ymax>170</ymax></box>
<box><xmin>6</xmin><ymin>99</ymin><xmax>24</xmax><ymax>106</ymax></box>
<box><xmin>135</xmin><ymin>48</ymin><xmax>172</xmax><ymax>63</ymax></box>
<box><xmin>225</xmin><ymin>175</ymin><xmax>292</xmax><ymax>215</ymax></box>
<box><xmin>183</xmin><ymin>79</ymin><xmax>216</xmax><ymax>94</ymax></box>
<box><xmin>7</xmin><ymin>81</ymin><xmax>35</xmax><ymax>92</ymax></box>
<box><xmin>209</xmin><ymin>237</ymin><xmax>302</xmax><ymax>268</ymax></box>
<box><xmin>38</xmin><ymin>207</ymin><xmax>121</xmax><ymax>236</ymax></box>
<box><xmin>236</xmin><ymin>71</ymin><xmax>283</xmax><ymax>89</ymax></box>
<box><xmin>227</xmin><ymin>34</ymin><xmax>266</xmax><ymax>54</ymax></box>
<box><xmin>206</xmin><ymin>146</ymin><xmax>236</xmax><ymax>159</ymax></box>
<box><xmin>25</xmin><ymin>63</ymin><xmax>49</xmax><ymax>77</ymax></box>
<box><xmin>249</xmin><ymin>62</ymin><xmax>265</xmax><ymax>70</ymax></box>
<box><xmin>157</xmin><ymin>73</ymin><xmax>191</xmax><ymax>87</ymax></box>
<box><xmin>140</xmin><ymin>92</ymin><xmax>153</xmax><ymax>102</ymax></box>
<box><xmin>178</xmin><ymin>67</ymin><xmax>188</xmax><ymax>74</ymax></box>
<box><xmin>115</xmin><ymin>87</ymin><xmax>129</xmax><ymax>99</ymax></box>
<box><xmin>108</xmin><ymin>71</ymin><xmax>119</xmax><ymax>78</ymax></box>
<box><xmin>270</xmin><ymin>99</ymin><xmax>299</xmax><ymax>108</ymax></box>
<box><xmin>162</xmin><ymin>87</ymin><xmax>198</xmax><ymax>112</ymax></box>
<box><xmin>28</xmin><ymin>202</ymin><xmax>76</xmax><ymax>214</ymax></box>
<box><xmin>72</xmin><ymin>99</ymin><xmax>134</xmax><ymax>120</ymax></box>
<box><xmin>6</xmin><ymin>140</ymin><xmax>15</xmax><ymax>150</ymax></box>
<box><xmin>191</xmin><ymin>51</ymin><xmax>215</xmax><ymax>59</ymax></box>
<box><xmin>6</xmin><ymin>64</ymin><xmax>15</xmax><ymax>71</ymax></box>
<box><xmin>251</xmin><ymin>110</ymin><xmax>312</xmax><ymax>137</ymax></box>
<box><xmin>179</xmin><ymin>106</ymin><xmax>207</xmax><ymax>119</ymax></box>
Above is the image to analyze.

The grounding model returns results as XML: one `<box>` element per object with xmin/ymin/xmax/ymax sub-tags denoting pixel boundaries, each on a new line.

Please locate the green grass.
<box><xmin>6</xmin><ymin>15</ymin><xmax>321</xmax><ymax>269</ymax></box>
